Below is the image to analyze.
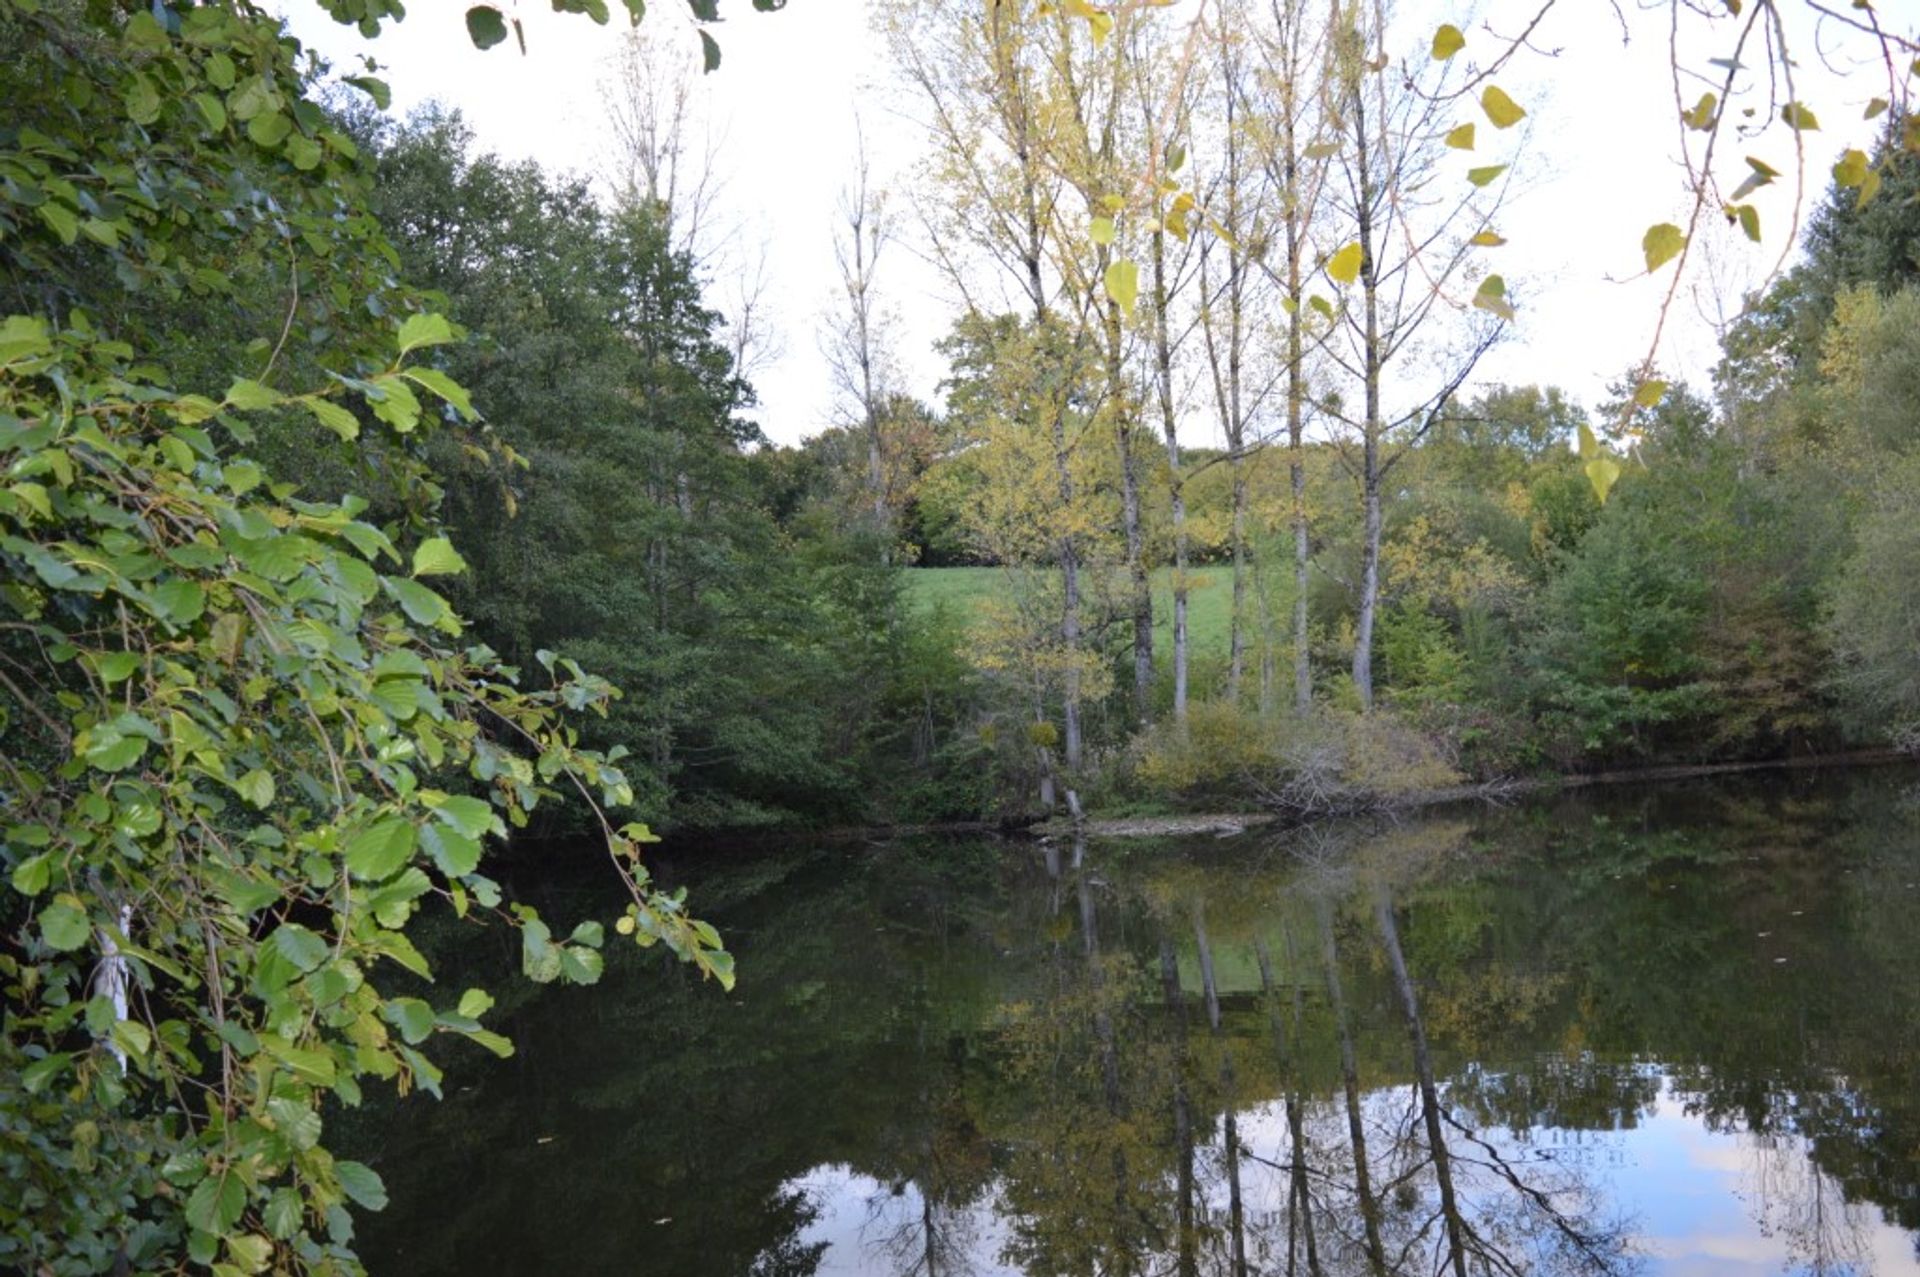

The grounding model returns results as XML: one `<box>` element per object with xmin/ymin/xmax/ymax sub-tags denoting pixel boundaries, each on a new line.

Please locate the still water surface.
<box><xmin>353</xmin><ymin>769</ymin><xmax>1920</xmax><ymax>1276</ymax></box>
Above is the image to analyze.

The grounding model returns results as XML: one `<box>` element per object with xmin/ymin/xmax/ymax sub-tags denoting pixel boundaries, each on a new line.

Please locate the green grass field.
<box><xmin>903</xmin><ymin>565</ymin><xmax>1245</xmax><ymax>660</ymax></box>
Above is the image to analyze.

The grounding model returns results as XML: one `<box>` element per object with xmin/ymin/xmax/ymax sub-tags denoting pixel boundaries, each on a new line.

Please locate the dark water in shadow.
<box><xmin>348</xmin><ymin>767</ymin><xmax>1920</xmax><ymax>1276</ymax></box>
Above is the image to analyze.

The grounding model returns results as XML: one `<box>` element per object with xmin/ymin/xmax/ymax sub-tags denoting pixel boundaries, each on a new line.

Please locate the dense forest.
<box><xmin>3</xmin><ymin>0</ymin><xmax>1918</xmax><ymax>1272</ymax></box>
<box><xmin>353</xmin><ymin>99</ymin><xmax>1920</xmax><ymax>832</ymax></box>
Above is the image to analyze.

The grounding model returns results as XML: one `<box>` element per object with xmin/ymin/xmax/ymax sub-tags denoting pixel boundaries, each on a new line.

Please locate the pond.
<box><xmin>347</xmin><ymin>767</ymin><xmax>1920</xmax><ymax>1276</ymax></box>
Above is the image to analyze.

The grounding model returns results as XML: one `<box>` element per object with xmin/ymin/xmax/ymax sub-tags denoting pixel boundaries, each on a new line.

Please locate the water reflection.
<box><xmin>350</xmin><ymin>771</ymin><xmax>1920</xmax><ymax>1276</ymax></box>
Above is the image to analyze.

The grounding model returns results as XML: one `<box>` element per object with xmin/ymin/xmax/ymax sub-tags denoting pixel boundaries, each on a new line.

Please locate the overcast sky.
<box><xmin>283</xmin><ymin>0</ymin><xmax>1901</xmax><ymax>447</ymax></box>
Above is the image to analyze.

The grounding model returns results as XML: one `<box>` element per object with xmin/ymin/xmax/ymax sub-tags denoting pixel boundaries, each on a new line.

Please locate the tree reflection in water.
<box><xmin>348</xmin><ymin>772</ymin><xmax>1920</xmax><ymax>1277</ymax></box>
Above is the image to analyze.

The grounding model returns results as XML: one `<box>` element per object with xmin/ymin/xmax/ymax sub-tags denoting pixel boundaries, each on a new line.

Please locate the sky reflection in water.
<box><xmin>353</xmin><ymin>768</ymin><xmax>1920</xmax><ymax>1277</ymax></box>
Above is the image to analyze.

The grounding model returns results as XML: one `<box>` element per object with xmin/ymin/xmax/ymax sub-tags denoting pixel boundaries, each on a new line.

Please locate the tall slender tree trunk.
<box><xmin>1280</xmin><ymin>2</ymin><xmax>1316</xmax><ymax>715</ymax></box>
<box><xmin>1160</xmin><ymin>937</ymin><xmax>1200</xmax><ymax>1277</ymax></box>
<box><xmin>1106</xmin><ymin>286</ymin><xmax>1151</xmax><ymax>727</ymax></box>
<box><xmin>1195</xmin><ymin>908</ymin><xmax>1248</xmax><ymax>1277</ymax></box>
<box><xmin>1320</xmin><ymin>899</ymin><xmax>1389</xmax><ymax>1276</ymax></box>
<box><xmin>1349</xmin><ymin>72</ymin><xmax>1383</xmax><ymax>713</ymax></box>
<box><xmin>1152</xmin><ymin>229</ymin><xmax>1189</xmax><ymax>724</ymax></box>
<box><xmin>996</xmin><ymin>10</ymin><xmax>1084</xmax><ymax>785</ymax></box>
<box><xmin>1256</xmin><ymin>933</ymin><xmax>1323</xmax><ymax>1277</ymax></box>
<box><xmin>1376</xmin><ymin>888</ymin><xmax>1470</xmax><ymax>1277</ymax></box>
<box><xmin>1229</xmin><ymin>458</ymin><xmax>1249</xmax><ymax>702</ymax></box>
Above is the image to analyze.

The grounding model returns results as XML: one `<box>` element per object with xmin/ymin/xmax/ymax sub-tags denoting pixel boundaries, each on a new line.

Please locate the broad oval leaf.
<box><xmin>1326</xmin><ymin>241</ymin><xmax>1364</xmax><ymax>285</ymax></box>
<box><xmin>464</xmin><ymin>6</ymin><xmax>509</xmax><ymax>49</ymax></box>
<box><xmin>344</xmin><ymin>818</ymin><xmax>416</xmax><ymax>881</ymax></box>
<box><xmin>1642</xmin><ymin>222</ymin><xmax>1686</xmax><ymax>273</ymax></box>
<box><xmin>1481</xmin><ymin>85</ymin><xmax>1526</xmax><ymax>129</ymax></box>
<box><xmin>1103</xmin><ymin>258</ymin><xmax>1139</xmax><ymax>317</ymax></box>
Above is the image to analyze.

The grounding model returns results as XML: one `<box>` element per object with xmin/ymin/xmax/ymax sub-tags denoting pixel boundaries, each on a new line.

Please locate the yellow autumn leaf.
<box><xmin>1104</xmin><ymin>258</ymin><xmax>1139</xmax><ymax>316</ymax></box>
<box><xmin>1445</xmin><ymin>123</ymin><xmax>1475</xmax><ymax>150</ymax></box>
<box><xmin>1586</xmin><ymin>455</ymin><xmax>1622</xmax><ymax>503</ymax></box>
<box><xmin>1327</xmin><ymin>241</ymin><xmax>1364</xmax><ymax>285</ymax></box>
<box><xmin>1642</xmin><ymin>222</ymin><xmax>1686</xmax><ymax>273</ymax></box>
<box><xmin>1431</xmin><ymin>23</ymin><xmax>1464</xmax><ymax>59</ymax></box>
<box><xmin>1481</xmin><ymin>85</ymin><xmax>1526</xmax><ymax>129</ymax></box>
<box><xmin>1780</xmin><ymin>101</ymin><xmax>1820</xmax><ymax>130</ymax></box>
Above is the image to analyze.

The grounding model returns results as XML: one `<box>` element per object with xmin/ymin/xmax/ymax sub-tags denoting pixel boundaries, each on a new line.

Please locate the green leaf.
<box><xmin>559</xmin><ymin>945</ymin><xmax>605</xmax><ymax>985</ymax></box>
<box><xmin>1480</xmin><ymin>86</ymin><xmax>1526</xmax><ymax>129</ymax></box>
<box><xmin>20</xmin><ymin>1053</ymin><xmax>72</xmax><ymax>1094</ymax></box>
<box><xmin>1472</xmin><ymin>274</ymin><xmax>1514</xmax><ymax>321</ymax></box>
<box><xmin>191</xmin><ymin>92</ymin><xmax>227</xmax><ymax>132</ymax></box>
<box><xmin>385</xmin><ymin>997</ymin><xmax>436</xmax><ymax>1045</ymax></box>
<box><xmin>457</xmin><ymin>988</ymin><xmax>495</xmax><ymax>1018</ymax></box>
<box><xmin>110</xmin><ymin>1019</ymin><xmax>152</xmax><ymax>1062</ymax></box>
<box><xmin>225</xmin><ymin>379</ymin><xmax>281</xmax><ymax>411</ymax></box>
<box><xmin>39</xmin><ymin>898</ymin><xmax>88</xmax><ymax>950</ymax></box>
<box><xmin>1642</xmin><ymin>222</ymin><xmax>1686</xmax><ymax>273</ymax></box>
<box><xmin>232</xmin><ymin>767</ymin><xmax>275</xmax><ymax>809</ymax></box>
<box><xmin>154</xmin><ymin>579</ymin><xmax>207</xmax><ymax>625</ymax></box>
<box><xmin>345</xmin><ymin>75</ymin><xmax>392</xmax><ymax>109</ymax></box>
<box><xmin>335</xmin><ymin>1161</ymin><xmax>389</xmax><ymax>1211</ymax></box>
<box><xmin>1467</xmin><ymin>164</ymin><xmax>1506</xmax><ymax>187</ymax></box>
<box><xmin>125</xmin><ymin>73</ymin><xmax>162</xmax><ymax>126</ymax></box>
<box><xmin>1444</xmin><ymin>122</ymin><xmax>1475</xmax><ymax>150</ymax></box>
<box><xmin>246</xmin><ymin>110</ymin><xmax>293</xmax><ymax>149</ymax></box>
<box><xmin>302</xmin><ymin>396</ymin><xmax>360</xmax><ymax>440</ymax></box>
<box><xmin>1431</xmin><ymin>23</ymin><xmax>1464</xmax><ymax>59</ymax></box>
<box><xmin>1734</xmin><ymin>202</ymin><xmax>1760</xmax><ymax>242</ymax></box>
<box><xmin>186</xmin><ymin>1170</ymin><xmax>245</xmax><ymax>1236</ymax></box>
<box><xmin>411</xmin><ymin>537</ymin><xmax>468</xmax><ymax>578</ymax></box>
<box><xmin>1088</xmin><ymin>216</ymin><xmax>1116</xmax><ymax>246</ymax></box>
<box><xmin>38</xmin><ymin>202</ymin><xmax>79</xmax><ymax>245</ymax></box>
<box><xmin>226</xmin><ymin>1234</ymin><xmax>273</xmax><ymax>1273</ymax></box>
<box><xmin>522</xmin><ymin>919</ymin><xmax>563</xmax><ymax>983</ymax></box>
<box><xmin>396</xmin><ymin>313</ymin><xmax>456</xmax><ymax>354</ymax></box>
<box><xmin>84</xmin><ymin>730</ymin><xmax>147</xmax><ymax>773</ymax></box>
<box><xmin>382</xmin><ymin>576</ymin><xmax>452</xmax><ymax>627</ymax></box>
<box><xmin>258</xmin><ymin>1034</ymin><xmax>336</xmax><ymax>1086</ymax></box>
<box><xmin>0</xmin><ymin>316</ymin><xmax>53</xmax><ymax>366</ymax></box>
<box><xmin>1682</xmin><ymin>92</ymin><xmax>1717</xmax><ymax>131</ymax></box>
<box><xmin>465</xmin><ymin>5</ymin><xmax>509</xmax><ymax>48</ymax></box>
<box><xmin>1577</xmin><ymin>421</ymin><xmax>1601</xmax><ymax>460</ymax></box>
<box><xmin>94</xmin><ymin>651</ymin><xmax>140</xmax><ymax>685</ymax></box>
<box><xmin>344</xmin><ymin>818</ymin><xmax>416</xmax><ymax>881</ymax></box>
<box><xmin>286</xmin><ymin>134</ymin><xmax>324</xmax><ymax>171</ymax></box>
<box><xmin>11</xmin><ymin>852</ymin><xmax>54</xmax><ymax>896</ymax></box>
<box><xmin>466</xmin><ymin>1029</ymin><xmax>515</xmax><ymax>1058</ymax></box>
<box><xmin>698</xmin><ymin>29</ymin><xmax>721</xmax><ymax>73</ymax></box>
<box><xmin>1633</xmin><ymin>379</ymin><xmax>1668</xmax><ymax>409</ymax></box>
<box><xmin>1103</xmin><ymin>259</ymin><xmax>1139</xmax><ymax>317</ymax></box>
<box><xmin>432</xmin><ymin>795</ymin><xmax>499</xmax><ymax>839</ymax></box>
<box><xmin>270</xmin><ymin>923</ymin><xmax>329</xmax><ymax>973</ymax></box>
<box><xmin>264</xmin><ymin>1189</ymin><xmax>304</xmax><ymax>1240</ymax></box>
<box><xmin>1326</xmin><ymin>241</ymin><xmax>1364</xmax><ymax>286</ymax></box>
<box><xmin>402</xmin><ymin>367</ymin><xmax>475</xmax><ymax>420</ymax></box>
<box><xmin>1586</xmin><ymin>455</ymin><xmax>1622</xmax><ymax>503</ymax></box>
<box><xmin>265</xmin><ymin>1096</ymin><xmax>323</xmax><ymax>1152</ymax></box>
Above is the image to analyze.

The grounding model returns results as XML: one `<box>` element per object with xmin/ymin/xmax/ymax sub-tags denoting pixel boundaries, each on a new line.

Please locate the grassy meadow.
<box><xmin>903</xmin><ymin>565</ymin><xmax>1253</xmax><ymax>663</ymax></box>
